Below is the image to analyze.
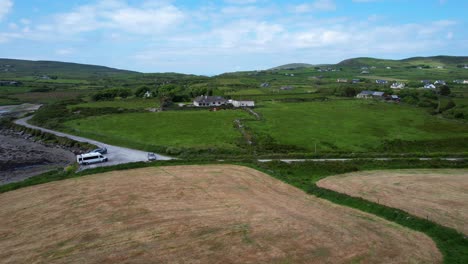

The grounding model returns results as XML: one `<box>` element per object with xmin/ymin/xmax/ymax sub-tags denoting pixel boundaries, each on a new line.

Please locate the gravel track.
<box><xmin>14</xmin><ymin>116</ymin><xmax>174</xmax><ymax>170</ymax></box>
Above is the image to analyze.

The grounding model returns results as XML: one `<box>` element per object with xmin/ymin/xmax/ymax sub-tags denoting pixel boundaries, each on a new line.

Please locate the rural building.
<box><xmin>260</xmin><ymin>82</ymin><xmax>269</xmax><ymax>88</ymax></box>
<box><xmin>193</xmin><ymin>96</ymin><xmax>227</xmax><ymax>107</ymax></box>
<box><xmin>434</xmin><ymin>80</ymin><xmax>446</xmax><ymax>85</ymax></box>
<box><xmin>280</xmin><ymin>86</ymin><xmax>294</xmax><ymax>90</ymax></box>
<box><xmin>372</xmin><ymin>91</ymin><xmax>385</xmax><ymax>98</ymax></box>
<box><xmin>143</xmin><ymin>91</ymin><xmax>152</xmax><ymax>98</ymax></box>
<box><xmin>337</xmin><ymin>79</ymin><xmax>348</xmax><ymax>83</ymax></box>
<box><xmin>352</xmin><ymin>79</ymin><xmax>361</xmax><ymax>84</ymax></box>
<box><xmin>386</xmin><ymin>66</ymin><xmax>392</xmax><ymax>69</ymax></box>
<box><xmin>420</xmin><ymin>80</ymin><xmax>431</xmax><ymax>84</ymax></box>
<box><xmin>464</xmin><ymin>80</ymin><xmax>468</xmax><ymax>84</ymax></box>
<box><xmin>375</xmin><ymin>80</ymin><xmax>388</xmax><ymax>84</ymax></box>
<box><xmin>356</xmin><ymin>90</ymin><xmax>374</xmax><ymax>99</ymax></box>
<box><xmin>229</xmin><ymin>100</ymin><xmax>255</xmax><ymax>108</ymax></box>
<box><xmin>0</xmin><ymin>80</ymin><xmax>20</xmax><ymax>86</ymax></box>
<box><xmin>390</xmin><ymin>82</ymin><xmax>405</xmax><ymax>89</ymax></box>
<box><xmin>424</xmin><ymin>84</ymin><xmax>436</xmax><ymax>89</ymax></box>
<box><xmin>390</xmin><ymin>95</ymin><xmax>400</xmax><ymax>101</ymax></box>
<box><xmin>361</xmin><ymin>70</ymin><xmax>370</xmax><ymax>74</ymax></box>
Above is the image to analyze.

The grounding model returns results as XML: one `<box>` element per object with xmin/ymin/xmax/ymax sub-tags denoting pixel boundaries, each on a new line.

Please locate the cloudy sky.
<box><xmin>0</xmin><ymin>0</ymin><xmax>466</xmax><ymax>75</ymax></box>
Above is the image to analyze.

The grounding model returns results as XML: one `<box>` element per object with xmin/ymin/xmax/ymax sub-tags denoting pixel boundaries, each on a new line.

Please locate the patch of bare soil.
<box><xmin>318</xmin><ymin>169</ymin><xmax>468</xmax><ymax>235</ymax></box>
<box><xmin>0</xmin><ymin>131</ymin><xmax>75</xmax><ymax>185</ymax></box>
<box><xmin>0</xmin><ymin>165</ymin><xmax>441</xmax><ymax>264</ymax></box>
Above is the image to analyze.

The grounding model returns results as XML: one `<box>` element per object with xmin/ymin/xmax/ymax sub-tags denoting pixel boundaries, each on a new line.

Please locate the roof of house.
<box><xmin>194</xmin><ymin>96</ymin><xmax>227</xmax><ymax>103</ymax></box>
<box><xmin>373</xmin><ymin>92</ymin><xmax>385</xmax><ymax>96</ymax></box>
<box><xmin>358</xmin><ymin>90</ymin><xmax>374</xmax><ymax>95</ymax></box>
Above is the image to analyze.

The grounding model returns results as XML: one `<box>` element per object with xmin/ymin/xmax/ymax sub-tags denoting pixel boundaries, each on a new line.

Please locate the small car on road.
<box><xmin>91</xmin><ymin>147</ymin><xmax>107</xmax><ymax>154</ymax></box>
<box><xmin>147</xmin><ymin>152</ymin><xmax>157</xmax><ymax>161</ymax></box>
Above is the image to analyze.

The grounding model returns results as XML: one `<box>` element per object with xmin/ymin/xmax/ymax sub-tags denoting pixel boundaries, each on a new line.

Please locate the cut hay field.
<box><xmin>317</xmin><ymin>169</ymin><xmax>468</xmax><ymax>234</ymax></box>
<box><xmin>247</xmin><ymin>100</ymin><xmax>468</xmax><ymax>153</ymax></box>
<box><xmin>63</xmin><ymin>110</ymin><xmax>250</xmax><ymax>152</ymax></box>
<box><xmin>0</xmin><ymin>165</ymin><xmax>441</xmax><ymax>264</ymax></box>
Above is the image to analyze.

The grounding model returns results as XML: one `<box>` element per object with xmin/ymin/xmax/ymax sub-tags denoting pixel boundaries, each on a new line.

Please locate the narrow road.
<box><xmin>15</xmin><ymin>116</ymin><xmax>174</xmax><ymax>170</ymax></box>
<box><xmin>258</xmin><ymin>157</ymin><xmax>465</xmax><ymax>163</ymax></box>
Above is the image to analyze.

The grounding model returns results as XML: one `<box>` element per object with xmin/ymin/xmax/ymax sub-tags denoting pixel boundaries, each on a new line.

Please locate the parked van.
<box><xmin>76</xmin><ymin>152</ymin><xmax>108</xmax><ymax>165</ymax></box>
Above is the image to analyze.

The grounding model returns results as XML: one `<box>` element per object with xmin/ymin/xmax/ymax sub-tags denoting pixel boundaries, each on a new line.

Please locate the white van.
<box><xmin>76</xmin><ymin>152</ymin><xmax>108</xmax><ymax>165</ymax></box>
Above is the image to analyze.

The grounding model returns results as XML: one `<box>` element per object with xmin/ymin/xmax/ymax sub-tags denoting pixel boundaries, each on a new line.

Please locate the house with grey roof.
<box><xmin>375</xmin><ymin>80</ymin><xmax>388</xmax><ymax>84</ymax></box>
<box><xmin>193</xmin><ymin>96</ymin><xmax>227</xmax><ymax>107</ymax></box>
<box><xmin>356</xmin><ymin>90</ymin><xmax>374</xmax><ymax>99</ymax></box>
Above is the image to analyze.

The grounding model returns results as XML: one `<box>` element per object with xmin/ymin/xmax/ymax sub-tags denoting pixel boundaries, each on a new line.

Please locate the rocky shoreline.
<box><xmin>0</xmin><ymin>128</ymin><xmax>81</xmax><ymax>186</ymax></box>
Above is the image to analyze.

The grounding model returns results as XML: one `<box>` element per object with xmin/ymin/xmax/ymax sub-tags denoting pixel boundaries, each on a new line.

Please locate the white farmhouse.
<box><xmin>390</xmin><ymin>82</ymin><xmax>405</xmax><ymax>89</ymax></box>
<box><xmin>193</xmin><ymin>96</ymin><xmax>227</xmax><ymax>107</ymax></box>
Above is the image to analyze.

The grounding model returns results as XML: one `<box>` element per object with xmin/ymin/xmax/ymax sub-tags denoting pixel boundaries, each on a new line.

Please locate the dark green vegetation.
<box><xmin>0</xmin><ymin>58</ymin><xmax>138</xmax><ymax>79</ymax></box>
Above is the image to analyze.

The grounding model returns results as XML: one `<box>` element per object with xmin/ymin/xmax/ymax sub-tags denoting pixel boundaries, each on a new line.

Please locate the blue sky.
<box><xmin>0</xmin><ymin>0</ymin><xmax>466</xmax><ymax>75</ymax></box>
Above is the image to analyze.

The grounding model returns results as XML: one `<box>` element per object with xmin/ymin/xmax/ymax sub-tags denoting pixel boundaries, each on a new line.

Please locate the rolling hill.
<box><xmin>0</xmin><ymin>58</ymin><xmax>140</xmax><ymax>79</ymax></box>
<box><xmin>269</xmin><ymin>63</ymin><xmax>317</xmax><ymax>70</ymax></box>
<box><xmin>338</xmin><ymin>55</ymin><xmax>468</xmax><ymax>67</ymax></box>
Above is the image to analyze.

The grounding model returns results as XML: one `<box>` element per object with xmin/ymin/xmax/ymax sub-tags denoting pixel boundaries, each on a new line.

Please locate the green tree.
<box><xmin>439</xmin><ymin>85</ymin><xmax>451</xmax><ymax>96</ymax></box>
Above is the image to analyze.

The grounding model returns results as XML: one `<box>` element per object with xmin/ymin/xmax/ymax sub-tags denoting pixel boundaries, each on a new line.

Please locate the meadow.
<box><xmin>63</xmin><ymin>109</ymin><xmax>251</xmax><ymax>154</ymax></box>
<box><xmin>69</xmin><ymin>98</ymin><xmax>160</xmax><ymax>110</ymax></box>
<box><xmin>246</xmin><ymin>99</ymin><xmax>468</xmax><ymax>153</ymax></box>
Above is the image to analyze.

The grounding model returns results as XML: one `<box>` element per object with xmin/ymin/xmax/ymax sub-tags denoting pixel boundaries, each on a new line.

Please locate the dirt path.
<box><xmin>0</xmin><ymin>165</ymin><xmax>441</xmax><ymax>264</ymax></box>
<box><xmin>14</xmin><ymin>116</ymin><xmax>174</xmax><ymax>170</ymax></box>
<box><xmin>318</xmin><ymin>169</ymin><xmax>468</xmax><ymax>234</ymax></box>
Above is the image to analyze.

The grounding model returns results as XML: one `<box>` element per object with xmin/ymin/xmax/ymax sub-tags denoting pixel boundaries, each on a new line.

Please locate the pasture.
<box><xmin>69</xmin><ymin>98</ymin><xmax>160</xmax><ymax>110</ymax></box>
<box><xmin>0</xmin><ymin>165</ymin><xmax>441</xmax><ymax>263</ymax></box>
<box><xmin>317</xmin><ymin>169</ymin><xmax>468</xmax><ymax>234</ymax></box>
<box><xmin>63</xmin><ymin>109</ymin><xmax>250</xmax><ymax>153</ymax></box>
<box><xmin>246</xmin><ymin>100</ymin><xmax>468</xmax><ymax>153</ymax></box>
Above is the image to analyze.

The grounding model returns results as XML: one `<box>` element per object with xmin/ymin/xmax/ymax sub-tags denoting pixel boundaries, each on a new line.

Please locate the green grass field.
<box><xmin>70</xmin><ymin>98</ymin><xmax>160</xmax><ymax>109</ymax></box>
<box><xmin>246</xmin><ymin>100</ymin><xmax>468</xmax><ymax>153</ymax></box>
<box><xmin>63</xmin><ymin>110</ymin><xmax>250</xmax><ymax>153</ymax></box>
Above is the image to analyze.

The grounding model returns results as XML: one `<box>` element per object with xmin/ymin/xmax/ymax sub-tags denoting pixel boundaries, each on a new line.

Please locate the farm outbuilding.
<box><xmin>229</xmin><ymin>100</ymin><xmax>255</xmax><ymax>108</ymax></box>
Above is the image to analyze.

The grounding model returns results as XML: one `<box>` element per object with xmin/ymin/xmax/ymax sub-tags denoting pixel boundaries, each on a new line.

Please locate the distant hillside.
<box><xmin>0</xmin><ymin>58</ymin><xmax>140</xmax><ymax>79</ymax></box>
<box><xmin>270</xmin><ymin>63</ymin><xmax>316</xmax><ymax>70</ymax></box>
<box><xmin>338</xmin><ymin>56</ymin><xmax>468</xmax><ymax>67</ymax></box>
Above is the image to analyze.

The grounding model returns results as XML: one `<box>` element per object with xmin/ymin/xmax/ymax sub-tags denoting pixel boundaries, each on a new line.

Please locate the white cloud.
<box><xmin>293</xmin><ymin>0</ymin><xmax>336</xmax><ymax>13</ymax></box>
<box><xmin>103</xmin><ymin>5</ymin><xmax>185</xmax><ymax>34</ymax></box>
<box><xmin>20</xmin><ymin>18</ymin><xmax>30</xmax><ymax>24</ymax></box>
<box><xmin>224</xmin><ymin>0</ymin><xmax>258</xmax><ymax>4</ymax></box>
<box><xmin>56</xmin><ymin>48</ymin><xmax>75</xmax><ymax>56</ymax></box>
<box><xmin>34</xmin><ymin>0</ymin><xmax>184</xmax><ymax>36</ymax></box>
<box><xmin>352</xmin><ymin>0</ymin><xmax>380</xmax><ymax>2</ymax></box>
<box><xmin>0</xmin><ymin>0</ymin><xmax>13</xmax><ymax>20</ymax></box>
